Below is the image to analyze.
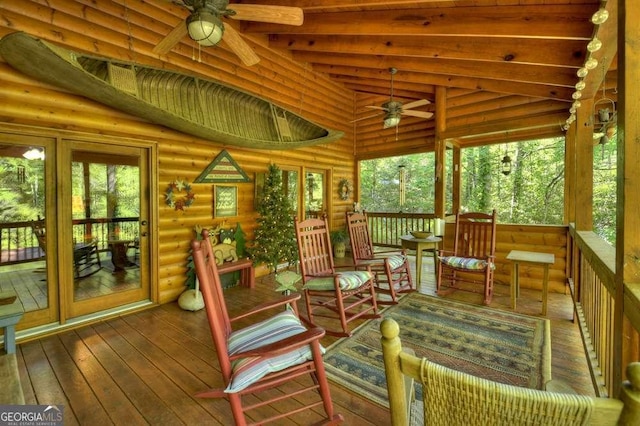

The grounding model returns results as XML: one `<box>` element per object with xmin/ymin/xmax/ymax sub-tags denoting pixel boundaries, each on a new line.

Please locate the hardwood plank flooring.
<box><xmin>10</xmin><ymin>255</ymin><xmax>594</xmax><ymax>425</ymax></box>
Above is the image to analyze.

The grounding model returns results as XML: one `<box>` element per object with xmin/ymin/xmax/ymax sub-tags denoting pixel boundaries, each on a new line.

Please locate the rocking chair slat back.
<box><xmin>296</xmin><ymin>217</ymin><xmax>334</xmax><ymax>277</ymax></box>
<box><xmin>453</xmin><ymin>212</ymin><xmax>496</xmax><ymax>260</ymax></box>
<box><xmin>346</xmin><ymin>213</ymin><xmax>375</xmax><ymax>262</ymax></box>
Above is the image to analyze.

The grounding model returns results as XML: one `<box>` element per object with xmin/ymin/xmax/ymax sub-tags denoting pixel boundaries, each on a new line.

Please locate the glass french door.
<box><xmin>62</xmin><ymin>140</ymin><xmax>151</xmax><ymax>319</ymax></box>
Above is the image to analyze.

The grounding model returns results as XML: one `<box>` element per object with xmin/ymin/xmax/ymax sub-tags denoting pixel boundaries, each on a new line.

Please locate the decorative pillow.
<box><xmin>303</xmin><ymin>270</ymin><xmax>372</xmax><ymax>291</ymax></box>
<box><xmin>440</xmin><ymin>256</ymin><xmax>489</xmax><ymax>271</ymax></box>
<box><xmin>225</xmin><ymin>310</ymin><xmax>323</xmax><ymax>393</ymax></box>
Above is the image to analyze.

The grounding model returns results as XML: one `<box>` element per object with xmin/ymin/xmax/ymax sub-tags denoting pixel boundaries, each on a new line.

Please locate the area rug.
<box><xmin>323</xmin><ymin>293</ymin><xmax>551</xmax><ymax>408</ymax></box>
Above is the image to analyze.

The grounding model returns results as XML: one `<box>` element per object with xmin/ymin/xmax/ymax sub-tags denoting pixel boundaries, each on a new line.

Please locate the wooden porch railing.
<box><xmin>568</xmin><ymin>225</ymin><xmax>640</xmax><ymax>397</ymax></box>
<box><xmin>366</xmin><ymin>212</ymin><xmax>436</xmax><ymax>247</ymax></box>
<box><xmin>0</xmin><ymin>217</ymin><xmax>139</xmax><ymax>265</ymax></box>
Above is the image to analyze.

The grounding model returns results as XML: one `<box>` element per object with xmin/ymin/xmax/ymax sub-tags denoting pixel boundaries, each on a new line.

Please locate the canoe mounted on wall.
<box><xmin>0</xmin><ymin>32</ymin><xmax>344</xmax><ymax>150</ymax></box>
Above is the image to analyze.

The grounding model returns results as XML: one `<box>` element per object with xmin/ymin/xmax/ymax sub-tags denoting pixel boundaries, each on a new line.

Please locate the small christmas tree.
<box><xmin>250</xmin><ymin>163</ymin><xmax>298</xmax><ymax>274</ymax></box>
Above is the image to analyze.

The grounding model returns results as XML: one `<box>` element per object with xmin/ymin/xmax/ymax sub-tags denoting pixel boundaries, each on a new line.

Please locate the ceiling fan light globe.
<box><xmin>187</xmin><ymin>11</ymin><xmax>224</xmax><ymax>46</ymax></box>
<box><xmin>383</xmin><ymin>115</ymin><xmax>400</xmax><ymax>129</ymax></box>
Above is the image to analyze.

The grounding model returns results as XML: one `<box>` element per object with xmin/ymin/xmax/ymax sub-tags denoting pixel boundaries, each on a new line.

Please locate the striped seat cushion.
<box><xmin>304</xmin><ymin>270</ymin><xmax>373</xmax><ymax>291</ymax></box>
<box><xmin>440</xmin><ymin>256</ymin><xmax>492</xmax><ymax>271</ymax></box>
<box><xmin>225</xmin><ymin>310</ymin><xmax>323</xmax><ymax>393</ymax></box>
<box><xmin>385</xmin><ymin>254</ymin><xmax>407</xmax><ymax>270</ymax></box>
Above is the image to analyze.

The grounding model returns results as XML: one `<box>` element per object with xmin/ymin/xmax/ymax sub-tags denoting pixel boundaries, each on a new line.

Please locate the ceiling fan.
<box><xmin>355</xmin><ymin>68</ymin><xmax>433</xmax><ymax>129</ymax></box>
<box><xmin>152</xmin><ymin>0</ymin><xmax>303</xmax><ymax>66</ymax></box>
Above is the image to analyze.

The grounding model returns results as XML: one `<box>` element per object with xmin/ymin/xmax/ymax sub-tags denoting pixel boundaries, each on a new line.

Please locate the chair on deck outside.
<box><xmin>191</xmin><ymin>230</ymin><xmax>343</xmax><ymax>426</ymax></box>
<box><xmin>294</xmin><ymin>215</ymin><xmax>380</xmax><ymax>337</ymax></box>
<box><xmin>436</xmin><ymin>210</ymin><xmax>497</xmax><ymax>305</ymax></box>
<box><xmin>31</xmin><ymin>219</ymin><xmax>102</xmax><ymax>279</ymax></box>
<box><xmin>346</xmin><ymin>212</ymin><xmax>414</xmax><ymax>304</ymax></box>
<box><xmin>380</xmin><ymin>317</ymin><xmax>640</xmax><ymax>426</ymax></box>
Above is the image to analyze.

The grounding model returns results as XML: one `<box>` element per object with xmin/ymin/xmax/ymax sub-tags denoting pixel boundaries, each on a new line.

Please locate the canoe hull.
<box><xmin>0</xmin><ymin>32</ymin><xmax>344</xmax><ymax>150</ymax></box>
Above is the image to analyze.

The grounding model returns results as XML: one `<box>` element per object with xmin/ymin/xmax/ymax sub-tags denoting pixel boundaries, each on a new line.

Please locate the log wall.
<box><xmin>0</xmin><ymin>0</ymin><xmax>356</xmax><ymax>304</ymax></box>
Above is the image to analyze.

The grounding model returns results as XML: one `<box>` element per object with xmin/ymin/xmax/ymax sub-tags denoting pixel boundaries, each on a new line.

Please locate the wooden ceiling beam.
<box><xmin>441</xmin><ymin>111</ymin><xmax>567</xmax><ymax>140</ymax></box>
<box><xmin>293</xmin><ymin>51</ymin><xmax>578</xmax><ymax>87</ymax></box>
<box><xmin>269</xmin><ymin>34</ymin><xmax>587</xmax><ymax>68</ymax></box>
<box><xmin>311</xmin><ymin>63</ymin><xmax>574</xmax><ymax>100</ymax></box>
<box><xmin>245</xmin><ymin>5</ymin><xmax>595</xmax><ymax>38</ymax></box>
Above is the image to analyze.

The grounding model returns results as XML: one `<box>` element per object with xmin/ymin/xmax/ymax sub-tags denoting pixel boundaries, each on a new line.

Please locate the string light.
<box><xmin>591</xmin><ymin>8</ymin><xmax>609</xmax><ymax>25</ymax></box>
<box><xmin>587</xmin><ymin>37</ymin><xmax>602</xmax><ymax>52</ymax></box>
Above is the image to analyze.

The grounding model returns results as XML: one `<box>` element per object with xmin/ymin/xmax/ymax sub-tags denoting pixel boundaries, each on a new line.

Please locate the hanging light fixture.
<box><xmin>383</xmin><ymin>113</ymin><xmax>401</xmax><ymax>129</ymax></box>
<box><xmin>23</xmin><ymin>147</ymin><xmax>44</xmax><ymax>160</ymax></box>
<box><xmin>186</xmin><ymin>5</ymin><xmax>224</xmax><ymax>46</ymax></box>
<box><xmin>501</xmin><ymin>152</ymin><xmax>512</xmax><ymax>176</ymax></box>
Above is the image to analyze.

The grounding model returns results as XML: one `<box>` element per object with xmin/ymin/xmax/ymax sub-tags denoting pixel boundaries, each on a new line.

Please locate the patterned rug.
<box><xmin>324</xmin><ymin>293</ymin><xmax>552</xmax><ymax>408</ymax></box>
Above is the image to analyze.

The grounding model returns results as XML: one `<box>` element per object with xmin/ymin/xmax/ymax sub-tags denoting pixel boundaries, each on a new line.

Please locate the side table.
<box><xmin>0</xmin><ymin>293</ymin><xmax>24</xmax><ymax>354</ymax></box>
<box><xmin>400</xmin><ymin>235</ymin><xmax>441</xmax><ymax>285</ymax></box>
<box><xmin>507</xmin><ymin>250</ymin><xmax>555</xmax><ymax>316</ymax></box>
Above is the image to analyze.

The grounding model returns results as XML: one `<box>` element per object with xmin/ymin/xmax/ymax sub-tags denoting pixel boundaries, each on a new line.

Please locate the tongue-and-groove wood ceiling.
<box><xmin>237</xmin><ymin>0</ymin><xmax>617</xmax><ymax>148</ymax></box>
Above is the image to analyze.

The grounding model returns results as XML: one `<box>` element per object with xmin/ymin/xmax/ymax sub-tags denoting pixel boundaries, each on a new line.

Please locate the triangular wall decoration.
<box><xmin>194</xmin><ymin>150</ymin><xmax>251</xmax><ymax>183</ymax></box>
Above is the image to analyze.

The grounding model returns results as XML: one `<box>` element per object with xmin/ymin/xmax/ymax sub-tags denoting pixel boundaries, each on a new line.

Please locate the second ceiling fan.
<box><xmin>359</xmin><ymin>68</ymin><xmax>433</xmax><ymax>129</ymax></box>
<box><xmin>153</xmin><ymin>0</ymin><xmax>303</xmax><ymax>66</ymax></box>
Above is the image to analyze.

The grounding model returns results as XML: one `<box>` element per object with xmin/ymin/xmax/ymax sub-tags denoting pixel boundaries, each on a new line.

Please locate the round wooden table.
<box><xmin>400</xmin><ymin>235</ymin><xmax>442</xmax><ymax>285</ymax></box>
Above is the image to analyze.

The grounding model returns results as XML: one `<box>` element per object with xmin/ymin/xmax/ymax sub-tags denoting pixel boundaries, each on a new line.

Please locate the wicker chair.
<box><xmin>346</xmin><ymin>212</ymin><xmax>414</xmax><ymax>304</ymax></box>
<box><xmin>191</xmin><ymin>230</ymin><xmax>343</xmax><ymax>426</ymax></box>
<box><xmin>436</xmin><ymin>210</ymin><xmax>497</xmax><ymax>304</ymax></box>
<box><xmin>380</xmin><ymin>317</ymin><xmax>640</xmax><ymax>426</ymax></box>
<box><xmin>294</xmin><ymin>215</ymin><xmax>380</xmax><ymax>337</ymax></box>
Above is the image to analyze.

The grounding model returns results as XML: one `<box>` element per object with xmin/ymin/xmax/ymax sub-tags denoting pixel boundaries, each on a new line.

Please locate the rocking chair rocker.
<box><xmin>191</xmin><ymin>230</ymin><xmax>343</xmax><ymax>426</ymax></box>
<box><xmin>294</xmin><ymin>215</ymin><xmax>380</xmax><ymax>337</ymax></box>
<box><xmin>346</xmin><ymin>211</ymin><xmax>414</xmax><ymax>304</ymax></box>
<box><xmin>436</xmin><ymin>210</ymin><xmax>497</xmax><ymax>304</ymax></box>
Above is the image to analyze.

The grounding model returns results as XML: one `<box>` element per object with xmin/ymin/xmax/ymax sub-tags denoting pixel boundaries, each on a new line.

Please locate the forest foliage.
<box><xmin>360</xmin><ymin>137</ymin><xmax>617</xmax><ymax>244</ymax></box>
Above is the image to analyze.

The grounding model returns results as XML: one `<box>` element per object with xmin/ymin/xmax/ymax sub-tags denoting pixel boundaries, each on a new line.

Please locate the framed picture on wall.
<box><xmin>214</xmin><ymin>185</ymin><xmax>238</xmax><ymax>218</ymax></box>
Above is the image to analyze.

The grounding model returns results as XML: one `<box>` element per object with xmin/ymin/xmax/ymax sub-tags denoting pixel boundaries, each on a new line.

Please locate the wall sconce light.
<box><xmin>501</xmin><ymin>153</ymin><xmax>512</xmax><ymax>176</ymax></box>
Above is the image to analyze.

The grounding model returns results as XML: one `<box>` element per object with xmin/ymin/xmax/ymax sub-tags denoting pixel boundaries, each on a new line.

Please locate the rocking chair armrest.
<box><xmin>230</xmin><ymin>293</ymin><xmax>301</xmax><ymax>323</ymax></box>
<box><xmin>372</xmin><ymin>248</ymin><xmax>406</xmax><ymax>257</ymax></box>
<box><xmin>229</xmin><ymin>326</ymin><xmax>326</xmax><ymax>360</ymax></box>
<box><xmin>437</xmin><ymin>249</ymin><xmax>455</xmax><ymax>256</ymax></box>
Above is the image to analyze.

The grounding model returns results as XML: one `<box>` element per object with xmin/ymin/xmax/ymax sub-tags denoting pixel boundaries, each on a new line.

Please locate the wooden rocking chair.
<box><xmin>294</xmin><ymin>215</ymin><xmax>380</xmax><ymax>337</ymax></box>
<box><xmin>380</xmin><ymin>317</ymin><xmax>640</xmax><ymax>426</ymax></box>
<box><xmin>31</xmin><ymin>218</ymin><xmax>102</xmax><ymax>279</ymax></box>
<box><xmin>191</xmin><ymin>230</ymin><xmax>343</xmax><ymax>426</ymax></box>
<box><xmin>346</xmin><ymin>212</ymin><xmax>414</xmax><ymax>304</ymax></box>
<box><xmin>436</xmin><ymin>210</ymin><xmax>497</xmax><ymax>304</ymax></box>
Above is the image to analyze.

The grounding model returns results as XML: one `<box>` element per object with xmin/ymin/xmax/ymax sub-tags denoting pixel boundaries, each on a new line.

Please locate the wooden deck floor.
<box><xmin>10</xmin><ymin>256</ymin><xmax>594</xmax><ymax>425</ymax></box>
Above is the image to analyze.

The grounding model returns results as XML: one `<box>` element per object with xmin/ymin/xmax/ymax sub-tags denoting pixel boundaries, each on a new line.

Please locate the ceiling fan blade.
<box><xmin>403</xmin><ymin>99</ymin><xmax>431</xmax><ymax>110</ymax></box>
<box><xmin>350</xmin><ymin>112</ymin><xmax>383</xmax><ymax>123</ymax></box>
<box><xmin>153</xmin><ymin>22</ymin><xmax>188</xmax><ymax>55</ymax></box>
<box><xmin>229</xmin><ymin>5</ymin><xmax>304</xmax><ymax>26</ymax></box>
<box><xmin>402</xmin><ymin>110</ymin><xmax>434</xmax><ymax>119</ymax></box>
<box><xmin>222</xmin><ymin>24</ymin><xmax>260</xmax><ymax>66</ymax></box>
<box><xmin>365</xmin><ymin>105</ymin><xmax>388</xmax><ymax>111</ymax></box>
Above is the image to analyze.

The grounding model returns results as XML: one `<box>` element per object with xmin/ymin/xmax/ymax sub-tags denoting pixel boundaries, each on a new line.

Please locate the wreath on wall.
<box><xmin>165</xmin><ymin>179</ymin><xmax>195</xmax><ymax>211</ymax></box>
<box><xmin>338</xmin><ymin>178</ymin><xmax>353</xmax><ymax>201</ymax></box>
